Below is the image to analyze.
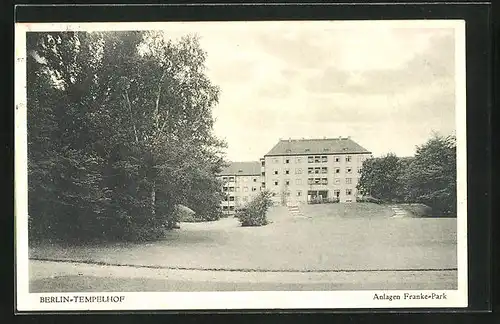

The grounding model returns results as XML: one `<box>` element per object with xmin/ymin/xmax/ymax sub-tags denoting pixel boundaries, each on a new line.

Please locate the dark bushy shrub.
<box><xmin>235</xmin><ymin>190</ymin><xmax>273</xmax><ymax>227</ymax></box>
<box><xmin>357</xmin><ymin>196</ymin><xmax>384</xmax><ymax>204</ymax></box>
<box><xmin>308</xmin><ymin>197</ymin><xmax>339</xmax><ymax>204</ymax></box>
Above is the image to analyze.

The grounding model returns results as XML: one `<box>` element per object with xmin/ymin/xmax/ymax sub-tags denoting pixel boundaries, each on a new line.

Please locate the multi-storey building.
<box><xmin>262</xmin><ymin>137</ymin><xmax>372</xmax><ymax>204</ymax></box>
<box><xmin>218</xmin><ymin>161</ymin><xmax>262</xmax><ymax>214</ymax></box>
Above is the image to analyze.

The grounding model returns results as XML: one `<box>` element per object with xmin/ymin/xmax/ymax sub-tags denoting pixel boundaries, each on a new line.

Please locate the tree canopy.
<box><xmin>27</xmin><ymin>31</ymin><xmax>227</xmax><ymax>242</ymax></box>
<box><xmin>356</xmin><ymin>134</ymin><xmax>457</xmax><ymax>216</ymax></box>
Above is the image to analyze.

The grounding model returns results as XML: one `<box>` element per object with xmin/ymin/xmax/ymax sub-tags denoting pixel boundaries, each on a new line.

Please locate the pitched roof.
<box><xmin>264</xmin><ymin>137</ymin><xmax>371</xmax><ymax>156</ymax></box>
<box><xmin>219</xmin><ymin>161</ymin><xmax>261</xmax><ymax>176</ymax></box>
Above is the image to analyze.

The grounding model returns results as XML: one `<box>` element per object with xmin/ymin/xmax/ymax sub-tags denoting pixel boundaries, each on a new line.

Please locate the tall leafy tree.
<box><xmin>356</xmin><ymin>153</ymin><xmax>408</xmax><ymax>202</ymax></box>
<box><xmin>403</xmin><ymin>134</ymin><xmax>457</xmax><ymax>215</ymax></box>
<box><xmin>27</xmin><ymin>30</ymin><xmax>227</xmax><ymax>242</ymax></box>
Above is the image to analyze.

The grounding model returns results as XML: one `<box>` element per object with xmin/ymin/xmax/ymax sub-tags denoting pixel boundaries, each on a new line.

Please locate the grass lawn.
<box><xmin>29</xmin><ymin>203</ymin><xmax>457</xmax><ymax>272</ymax></box>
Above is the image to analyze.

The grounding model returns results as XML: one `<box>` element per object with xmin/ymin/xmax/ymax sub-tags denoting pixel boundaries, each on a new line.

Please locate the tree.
<box><xmin>27</xmin><ymin>31</ymin><xmax>227</xmax><ymax>242</ymax></box>
<box><xmin>403</xmin><ymin>134</ymin><xmax>456</xmax><ymax>215</ymax></box>
<box><xmin>356</xmin><ymin>153</ymin><xmax>408</xmax><ymax>202</ymax></box>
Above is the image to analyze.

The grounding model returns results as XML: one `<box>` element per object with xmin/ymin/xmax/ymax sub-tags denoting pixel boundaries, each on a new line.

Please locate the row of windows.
<box><xmin>272</xmin><ymin>167</ymin><xmax>361</xmax><ymax>175</ymax></box>
<box><xmin>223</xmin><ymin>186</ymin><xmax>259</xmax><ymax>192</ymax></box>
<box><xmin>272</xmin><ymin>155</ymin><xmax>366</xmax><ymax>164</ymax></box>
<box><xmin>223</xmin><ymin>196</ymin><xmax>251</xmax><ymax>202</ymax></box>
<box><xmin>221</xmin><ymin>176</ymin><xmax>258</xmax><ymax>182</ymax></box>
<box><xmin>280</xmin><ymin>189</ymin><xmax>354</xmax><ymax>197</ymax></box>
<box><xmin>272</xmin><ymin>178</ymin><xmax>355</xmax><ymax>186</ymax></box>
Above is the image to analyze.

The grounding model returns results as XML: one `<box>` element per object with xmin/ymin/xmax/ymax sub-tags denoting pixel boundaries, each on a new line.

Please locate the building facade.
<box><xmin>218</xmin><ymin>161</ymin><xmax>262</xmax><ymax>214</ymax></box>
<box><xmin>262</xmin><ymin>137</ymin><xmax>372</xmax><ymax>205</ymax></box>
<box><xmin>218</xmin><ymin>137</ymin><xmax>372</xmax><ymax>212</ymax></box>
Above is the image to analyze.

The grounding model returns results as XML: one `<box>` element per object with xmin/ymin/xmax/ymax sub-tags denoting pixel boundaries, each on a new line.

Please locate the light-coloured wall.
<box><xmin>264</xmin><ymin>153</ymin><xmax>372</xmax><ymax>204</ymax></box>
<box><xmin>219</xmin><ymin>174</ymin><xmax>262</xmax><ymax>214</ymax></box>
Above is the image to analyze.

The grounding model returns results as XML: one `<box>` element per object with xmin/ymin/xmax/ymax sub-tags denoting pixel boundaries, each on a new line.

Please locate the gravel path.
<box><xmin>30</xmin><ymin>260</ymin><xmax>458</xmax><ymax>292</ymax></box>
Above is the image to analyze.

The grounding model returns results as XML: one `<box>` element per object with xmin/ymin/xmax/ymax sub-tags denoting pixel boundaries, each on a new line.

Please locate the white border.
<box><xmin>15</xmin><ymin>20</ymin><xmax>467</xmax><ymax>311</ymax></box>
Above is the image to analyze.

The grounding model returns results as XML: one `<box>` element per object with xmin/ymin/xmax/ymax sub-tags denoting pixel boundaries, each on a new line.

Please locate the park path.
<box><xmin>30</xmin><ymin>259</ymin><xmax>458</xmax><ymax>291</ymax></box>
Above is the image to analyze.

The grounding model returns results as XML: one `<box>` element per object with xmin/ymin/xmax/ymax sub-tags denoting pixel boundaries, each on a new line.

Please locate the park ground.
<box><xmin>29</xmin><ymin>203</ymin><xmax>458</xmax><ymax>292</ymax></box>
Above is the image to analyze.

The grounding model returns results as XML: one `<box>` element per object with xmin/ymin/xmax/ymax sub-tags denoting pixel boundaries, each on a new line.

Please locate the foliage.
<box><xmin>357</xmin><ymin>153</ymin><xmax>409</xmax><ymax>203</ymax></box>
<box><xmin>27</xmin><ymin>31</ymin><xmax>226</xmax><ymax>243</ymax></box>
<box><xmin>356</xmin><ymin>133</ymin><xmax>456</xmax><ymax>216</ymax></box>
<box><xmin>402</xmin><ymin>134</ymin><xmax>456</xmax><ymax>216</ymax></box>
<box><xmin>308</xmin><ymin>197</ymin><xmax>339</xmax><ymax>204</ymax></box>
<box><xmin>235</xmin><ymin>190</ymin><xmax>274</xmax><ymax>227</ymax></box>
<box><xmin>356</xmin><ymin>196</ymin><xmax>383</xmax><ymax>204</ymax></box>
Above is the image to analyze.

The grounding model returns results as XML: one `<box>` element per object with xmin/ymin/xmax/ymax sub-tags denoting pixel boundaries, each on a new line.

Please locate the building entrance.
<box><xmin>307</xmin><ymin>190</ymin><xmax>328</xmax><ymax>202</ymax></box>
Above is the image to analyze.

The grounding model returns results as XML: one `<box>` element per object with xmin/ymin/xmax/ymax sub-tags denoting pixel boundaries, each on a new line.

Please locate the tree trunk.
<box><xmin>151</xmin><ymin>180</ymin><xmax>156</xmax><ymax>216</ymax></box>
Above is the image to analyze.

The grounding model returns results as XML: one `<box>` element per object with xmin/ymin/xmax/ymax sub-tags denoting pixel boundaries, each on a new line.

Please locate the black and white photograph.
<box><xmin>15</xmin><ymin>20</ymin><xmax>467</xmax><ymax>311</ymax></box>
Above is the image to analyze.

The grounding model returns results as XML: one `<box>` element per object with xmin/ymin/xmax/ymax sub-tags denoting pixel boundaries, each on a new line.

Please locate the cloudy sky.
<box><xmin>161</xmin><ymin>21</ymin><xmax>460</xmax><ymax>161</ymax></box>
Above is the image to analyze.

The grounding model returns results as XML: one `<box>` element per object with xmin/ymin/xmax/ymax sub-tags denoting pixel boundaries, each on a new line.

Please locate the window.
<box><xmin>308</xmin><ymin>178</ymin><xmax>314</xmax><ymax>185</ymax></box>
<box><xmin>321</xmin><ymin>178</ymin><xmax>328</xmax><ymax>185</ymax></box>
<box><xmin>321</xmin><ymin>156</ymin><xmax>328</xmax><ymax>162</ymax></box>
<box><xmin>334</xmin><ymin>168</ymin><xmax>341</xmax><ymax>174</ymax></box>
<box><xmin>235</xmin><ymin>187</ymin><xmax>240</xmax><ymax>192</ymax></box>
<box><xmin>295</xmin><ymin>168</ymin><xmax>302</xmax><ymax>174</ymax></box>
<box><xmin>261</xmin><ymin>160</ymin><xmax>265</xmax><ymax>167</ymax></box>
<box><xmin>261</xmin><ymin>182</ymin><xmax>266</xmax><ymax>188</ymax></box>
<box><xmin>346</xmin><ymin>167</ymin><xmax>352</xmax><ymax>174</ymax></box>
<box><xmin>252</xmin><ymin>187</ymin><xmax>257</xmax><ymax>191</ymax></box>
<box><xmin>323</xmin><ymin>148</ymin><xmax>330</xmax><ymax>152</ymax></box>
<box><xmin>308</xmin><ymin>156</ymin><xmax>314</xmax><ymax>163</ymax></box>
<box><xmin>222</xmin><ymin>177</ymin><xmax>228</xmax><ymax>181</ymax></box>
<box><xmin>229</xmin><ymin>176</ymin><xmax>235</xmax><ymax>181</ymax></box>
<box><xmin>285</xmin><ymin>149</ymin><xmax>291</xmax><ymax>153</ymax></box>
<box><xmin>296</xmin><ymin>179</ymin><xmax>302</xmax><ymax>185</ymax></box>
<box><xmin>296</xmin><ymin>157</ymin><xmax>302</xmax><ymax>163</ymax></box>
<box><xmin>314</xmin><ymin>167</ymin><xmax>320</xmax><ymax>174</ymax></box>
<box><xmin>357</xmin><ymin>167</ymin><xmax>362</xmax><ymax>173</ymax></box>
<box><xmin>297</xmin><ymin>190</ymin><xmax>302</xmax><ymax>196</ymax></box>
<box><xmin>253</xmin><ymin>178</ymin><xmax>257</xmax><ymax>182</ymax></box>
<box><xmin>346</xmin><ymin>178</ymin><xmax>352</xmax><ymax>184</ymax></box>
<box><xmin>273</xmin><ymin>158</ymin><xmax>279</xmax><ymax>164</ymax></box>
<box><xmin>314</xmin><ymin>178</ymin><xmax>320</xmax><ymax>184</ymax></box>
<box><xmin>285</xmin><ymin>180</ymin><xmax>290</xmax><ymax>186</ymax></box>
<box><xmin>229</xmin><ymin>187</ymin><xmax>234</xmax><ymax>192</ymax></box>
<box><xmin>305</xmin><ymin>148</ymin><xmax>310</xmax><ymax>152</ymax></box>
<box><xmin>235</xmin><ymin>197</ymin><xmax>239</xmax><ymax>202</ymax></box>
<box><xmin>223</xmin><ymin>206</ymin><xmax>228</xmax><ymax>211</ymax></box>
<box><xmin>223</xmin><ymin>187</ymin><xmax>228</xmax><ymax>192</ymax></box>
<box><xmin>223</xmin><ymin>196</ymin><xmax>228</xmax><ymax>201</ymax></box>
<box><xmin>334</xmin><ymin>178</ymin><xmax>341</xmax><ymax>185</ymax></box>
<box><xmin>321</xmin><ymin>167</ymin><xmax>328</xmax><ymax>174</ymax></box>
<box><xmin>274</xmin><ymin>181</ymin><xmax>279</xmax><ymax>186</ymax></box>
<box><xmin>285</xmin><ymin>158</ymin><xmax>290</xmax><ymax>164</ymax></box>
<box><xmin>274</xmin><ymin>170</ymin><xmax>279</xmax><ymax>175</ymax></box>
<box><xmin>243</xmin><ymin>187</ymin><xmax>248</xmax><ymax>192</ymax></box>
<box><xmin>334</xmin><ymin>189</ymin><xmax>340</xmax><ymax>197</ymax></box>
<box><xmin>314</xmin><ymin>156</ymin><xmax>321</xmax><ymax>163</ymax></box>
<box><xmin>229</xmin><ymin>206</ymin><xmax>235</xmax><ymax>211</ymax></box>
<box><xmin>285</xmin><ymin>169</ymin><xmax>290</xmax><ymax>175</ymax></box>
<box><xmin>307</xmin><ymin>167</ymin><xmax>314</xmax><ymax>174</ymax></box>
<box><xmin>346</xmin><ymin>156</ymin><xmax>352</xmax><ymax>163</ymax></box>
<box><xmin>346</xmin><ymin>189</ymin><xmax>352</xmax><ymax>195</ymax></box>
<box><xmin>335</xmin><ymin>156</ymin><xmax>341</xmax><ymax>163</ymax></box>
<box><xmin>229</xmin><ymin>196</ymin><xmax>235</xmax><ymax>201</ymax></box>
<box><xmin>261</xmin><ymin>171</ymin><xmax>265</xmax><ymax>176</ymax></box>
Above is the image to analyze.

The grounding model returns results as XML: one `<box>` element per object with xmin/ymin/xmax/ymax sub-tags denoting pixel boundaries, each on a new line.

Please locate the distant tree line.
<box><xmin>356</xmin><ymin>134</ymin><xmax>457</xmax><ymax>216</ymax></box>
<box><xmin>27</xmin><ymin>31</ymin><xmax>227</xmax><ymax>243</ymax></box>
